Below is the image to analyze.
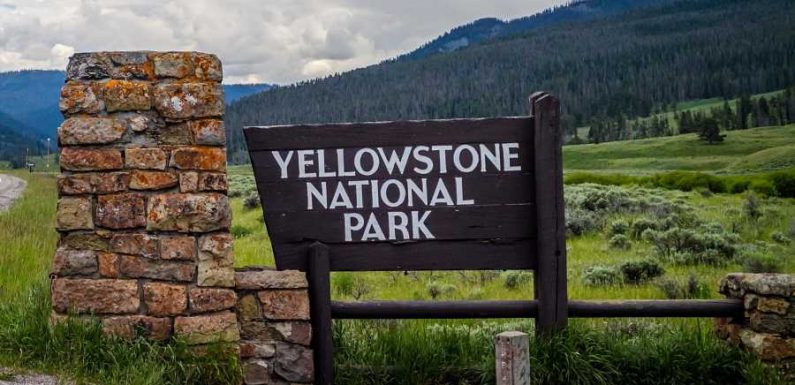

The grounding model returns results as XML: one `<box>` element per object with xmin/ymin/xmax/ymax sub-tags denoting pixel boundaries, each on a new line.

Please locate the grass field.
<box><xmin>1</xmin><ymin>123</ymin><xmax>793</xmax><ymax>383</ymax></box>
<box><xmin>564</xmin><ymin>125</ymin><xmax>795</xmax><ymax>174</ymax></box>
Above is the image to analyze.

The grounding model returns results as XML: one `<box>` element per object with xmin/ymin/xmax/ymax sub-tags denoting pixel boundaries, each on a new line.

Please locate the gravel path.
<box><xmin>0</xmin><ymin>368</ymin><xmax>67</xmax><ymax>385</ymax></box>
<box><xmin>0</xmin><ymin>174</ymin><xmax>26</xmax><ymax>212</ymax></box>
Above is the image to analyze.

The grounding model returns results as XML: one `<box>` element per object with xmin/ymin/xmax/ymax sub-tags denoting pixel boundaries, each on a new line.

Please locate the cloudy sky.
<box><xmin>0</xmin><ymin>0</ymin><xmax>564</xmax><ymax>84</ymax></box>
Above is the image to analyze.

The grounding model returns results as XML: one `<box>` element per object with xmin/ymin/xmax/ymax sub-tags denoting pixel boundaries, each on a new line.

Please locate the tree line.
<box><xmin>224</xmin><ymin>0</ymin><xmax>795</xmax><ymax>163</ymax></box>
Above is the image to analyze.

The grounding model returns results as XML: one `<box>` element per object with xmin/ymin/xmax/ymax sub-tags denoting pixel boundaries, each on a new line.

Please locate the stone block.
<box><xmin>59</xmin><ymin>232</ymin><xmax>110</xmax><ymax>251</ymax></box>
<box><xmin>144</xmin><ymin>282</ymin><xmax>188</xmax><ymax>316</ymax></box>
<box><xmin>199</xmin><ymin>172</ymin><xmax>227</xmax><ymax>191</ymax></box>
<box><xmin>274</xmin><ymin>343</ymin><xmax>313</xmax><ymax>383</ymax></box>
<box><xmin>96</xmin><ymin>193</ymin><xmax>146</xmax><ymax>229</ymax></box>
<box><xmin>57</xmin><ymin>172</ymin><xmax>130</xmax><ymax>195</ymax></box>
<box><xmin>750</xmin><ymin>311</ymin><xmax>793</xmax><ymax>336</ymax></box>
<box><xmin>119</xmin><ymin>255</ymin><xmax>196</xmax><ymax>282</ymax></box>
<box><xmin>160</xmin><ymin>236</ymin><xmax>196</xmax><ymax>260</ymax></box>
<box><xmin>243</xmin><ymin>359</ymin><xmax>274</xmax><ymax>385</ymax></box>
<box><xmin>56</xmin><ymin>197</ymin><xmax>94</xmax><ymax>231</ymax></box>
<box><xmin>66</xmin><ymin>52</ymin><xmax>112</xmax><ymax>80</ymax></box>
<box><xmin>240</xmin><ymin>342</ymin><xmax>276</xmax><ymax>359</ymax></box>
<box><xmin>52</xmin><ymin>278</ymin><xmax>139</xmax><ymax>314</ymax></box>
<box><xmin>60</xmin><ymin>82</ymin><xmax>101</xmax><ymax>115</ymax></box>
<box><xmin>153</xmin><ymin>52</ymin><xmax>194</xmax><ymax>78</ymax></box>
<box><xmin>271</xmin><ymin>322</ymin><xmax>312</xmax><ymax>346</ymax></box>
<box><xmin>170</xmin><ymin>146</ymin><xmax>226</xmax><ymax>171</ymax></box>
<box><xmin>102</xmin><ymin>315</ymin><xmax>171</xmax><ymax>341</ymax></box>
<box><xmin>158</xmin><ymin>123</ymin><xmax>194</xmax><ymax>145</ymax></box>
<box><xmin>58</xmin><ymin>116</ymin><xmax>127</xmax><ymax>145</ymax></box>
<box><xmin>60</xmin><ymin>148</ymin><xmax>123</xmax><ymax>171</ymax></box>
<box><xmin>101</xmin><ymin>80</ymin><xmax>152</xmax><ymax>112</ymax></box>
<box><xmin>147</xmin><ymin>193</ymin><xmax>231</xmax><ymax>232</ymax></box>
<box><xmin>235</xmin><ymin>270</ymin><xmax>308</xmax><ymax>290</ymax></box>
<box><xmin>257</xmin><ymin>290</ymin><xmax>310</xmax><ymax>321</ymax></box>
<box><xmin>52</xmin><ymin>247</ymin><xmax>98</xmax><ymax>276</ymax></box>
<box><xmin>153</xmin><ymin>83</ymin><xmax>224</xmax><ymax>119</ymax></box>
<box><xmin>198</xmin><ymin>233</ymin><xmax>235</xmax><ymax>287</ymax></box>
<box><xmin>174</xmin><ymin>312</ymin><xmax>240</xmax><ymax>345</ymax></box>
<box><xmin>125</xmin><ymin>148</ymin><xmax>167</xmax><ymax>170</ymax></box>
<box><xmin>109</xmin><ymin>233</ymin><xmax>159</xmax><ymax>258</ymax></box>
<box><xmin>189</xmin><ymin>287</ymin><xmax>237</xmax><ymax>313</ymax></box>
<box><xmin>238</xmin><ymin>294</ymin><xmax>262</xmax><ymax>322</ymax></box>
<box><xmin>179</xmin><ymin>171</ymin><xmax>199</xmax><ymax>192</ymax></box>
<box><xmin>758</xmin><ymin>297</ymin><xmax>790</xmax><ymax>315</ymax></box>
<box><xmin>190</xmin><ymin>120</ymin><xmax>225</xmax><ymax>145</ymax></box>
<box><xmin>192</xmin><ymin>53</ymin><xmax>223</xmax><ymax>81</ymax></box>
<box><xmin>739</xmin><ymin>329</ymin><xmax>795</xmax><ymax>361</ymax></box>
<box><xmin>129</xmin><ymin>170</ymin><xmax>179</xmax><ymax>190</ymax></box>
<box><xmin>98</xmin><ymin>251</ymin><xmax>120</xmax><ymax>278</ymax></box>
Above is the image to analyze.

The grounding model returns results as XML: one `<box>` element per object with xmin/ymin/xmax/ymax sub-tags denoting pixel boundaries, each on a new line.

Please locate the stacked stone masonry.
<box><xmin>716</xmin><ymin>273</ymin><xmax>795</xmax><ymax>380</ymax></box>
<box><xmin>236</xmin><ymin>268</ymin><xmax>314</xmax><ymax>384</ymax></box>
<box><xmin>51</xmin><ymin>51</ymin><xmax>238</xmax><ymax>345</ymax></box>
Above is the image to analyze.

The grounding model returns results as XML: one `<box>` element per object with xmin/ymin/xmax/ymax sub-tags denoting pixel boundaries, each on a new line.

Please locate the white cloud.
<box><xmin>0</xmin><ymin>0</ymin><xmax>565</xmax><ymax>84</ymax></box>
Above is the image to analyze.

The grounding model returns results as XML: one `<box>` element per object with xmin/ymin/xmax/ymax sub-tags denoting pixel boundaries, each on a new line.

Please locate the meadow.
<box><xmin>0</xmin><ymin>124</ymin><xmax>793</xmax><ymax>384</ymax></box>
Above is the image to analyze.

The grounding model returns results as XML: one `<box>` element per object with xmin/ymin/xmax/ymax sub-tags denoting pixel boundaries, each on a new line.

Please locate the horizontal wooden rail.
<box><xmin>330</xmin><ymin>299</ymin><xmax>743</xmax><ymax>319</ymax></box>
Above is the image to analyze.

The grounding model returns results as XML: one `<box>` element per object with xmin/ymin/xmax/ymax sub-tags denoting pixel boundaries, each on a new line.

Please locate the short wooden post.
<box><xmin>308</xmin><ymin>243</ymin><xmax>333</xmax><ymax>385</ymax></box>
<box><xmin>495</xmin><ymin>331</ymin><xmax>530</xmax><ymax>385</ymax></box>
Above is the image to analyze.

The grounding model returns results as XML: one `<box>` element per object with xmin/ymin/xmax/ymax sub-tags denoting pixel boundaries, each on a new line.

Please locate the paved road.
<box><xmin>0</xmin><ymin>174</ymin><xmax>26</xmax><ymax>212</ymax></box>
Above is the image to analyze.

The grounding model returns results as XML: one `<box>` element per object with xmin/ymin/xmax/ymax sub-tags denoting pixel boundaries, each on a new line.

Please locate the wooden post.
<box><xmin>308</xmin><ymin>243</ymin><xmax>333</xmax><ymax>385</ymax></box>
<box><xmin>495</xmin><ymin>331</ymin><xmax>530</xmax><ymax>385</ymax></box>
<box><xmin>530</xmin><ymin>92</ymin><xmax>568</xmax><ymax>335</ymax></box>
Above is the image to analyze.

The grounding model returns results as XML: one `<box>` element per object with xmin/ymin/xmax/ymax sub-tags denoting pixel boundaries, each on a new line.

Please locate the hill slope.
<box><xmin>400</xmin><ymin>0</ymin><xmax>664</xmax><ymax>61</ymax></box>
<box><xmin>563</xmin><ymin>124</ymin><xmax>795</xmax><ymax>174</ymax></box>
<box><xmin>225</xmin><ymin>0</ymin><xmax>795</xmax><ymax>163</ymax></box>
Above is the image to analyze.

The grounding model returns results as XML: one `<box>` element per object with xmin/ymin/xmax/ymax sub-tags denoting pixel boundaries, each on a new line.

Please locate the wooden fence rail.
<box><xmin>330</xmin><ymin>299</ymin><xmax>743</xmax><ymax>319</ymax></box>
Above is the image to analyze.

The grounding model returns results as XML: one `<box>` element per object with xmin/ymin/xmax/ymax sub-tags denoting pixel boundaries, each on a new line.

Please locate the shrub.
<box><xmin>608</xmin><ymin>234</ymin><xmax>631</xmax><ymax>250</ymax></box>
<box><xmin>243</xmin><ymin>194</ymin><xmax>261</xmax><ymax>210</ymax></box>
<box><xmin>648</xmin><ymin>171</ymin><xmax>726</xmax><ymax>193</ymax></box>
<box><xmin>642</xmin><ymin>224</ymin><xmax>738</xmax><ymax>265</ymax></box>
<box><xmin>582</xmin><ymin>265</ymin><xmax>622</xmax><ymax>286</ymax></box>
<box><xmin>656</xmin><ymin>275</ymin><xmax>710</xmax><ymax>299</ymax></box>
<box><xmin>502</xmin><ymin>271</ymin><xmax>532</xmax><ymax>289</ymax></box>
<box><xmin>695</xmin><ymin>187</ymin><xmax>712</xmax><ymax>197</ymax></box>
<box><xmin>742</xmin><ymin>253</ymin><xmax>783</xmax><ymax>273</ymax></box>
<box><xmin>230</xmin><ymin>224</ymin><xmax>252</xmax><ymax>238</ymax></box>
<box><xmin>771</xmin><ymin>231</ymin><xmax>791</xmax><ymax>245</ymax></box>
<box><xmin>608</xmin><ymin>220</ymin><xmax>629</xmax><ymax>236</ymax></box>
<box><xmin>744</xmin><ymin>194</ymin><xmax>762</xmax><ymax>222</ymax></box>
<box><xmin>333</xmin><ymin>272</ymin><xmax>356</xmax><ymax>297</ymax></box>
<box><xmin>566</xmin><ymin>209</ymin><xmax>603</xmax><ymax>235</ymax></box>
<box><xmin>620</xmin><ymin>260</ymin><xmax>664</xmax><ymax>284</ymax></box>
<box><xmin>749</xmin><ymin>179</ymin><xmax>777</xmax><ymax>196</ymax></box>
<box><xmin>769</xmin><ymin>169</ymin><xmax>795</xmax><ymax>198</ymax></box>
<box><xmin>426</xmin><ymin>282</ymin><xmax>456</xmax><ymax>299</ymax></box>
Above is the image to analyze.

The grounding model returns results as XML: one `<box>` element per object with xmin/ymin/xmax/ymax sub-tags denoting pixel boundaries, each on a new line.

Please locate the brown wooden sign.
<box><xmin>245</xmin><ymin>116</ymin><xmax>544</xmax><ymax>271</ymax></box>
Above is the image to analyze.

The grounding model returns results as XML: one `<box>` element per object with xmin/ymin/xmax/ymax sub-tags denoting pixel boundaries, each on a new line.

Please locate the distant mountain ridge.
<box><xmin>0</xmin><ymin>70</ymin><xmax>271</xmax><ymax>163</ymax></box>
<box><xmin>397</xmin><ymin>0</ymin><xmax>665</xmax><ymax>61</ymax></box>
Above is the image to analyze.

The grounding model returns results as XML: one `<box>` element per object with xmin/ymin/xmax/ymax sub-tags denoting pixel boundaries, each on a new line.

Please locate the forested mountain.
<box><xmin>225</xmin><ymin>0</ymin><xmax>795</xmax><ymax>163</ymax></box>
<box><xmin>0</xmin><ymin>70</ymin><xmax>270</xmax><ymax>164</ymax></box>
<box><xmin>399</xmin><ymin>0</ymin><xmax>663</xmax><ymax>61</ymax></box>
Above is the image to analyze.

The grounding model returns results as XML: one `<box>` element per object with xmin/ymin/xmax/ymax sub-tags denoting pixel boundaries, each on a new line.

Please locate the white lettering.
<box><xmin>354</xmin><ymin>148</ymin><xmax>380</xmax><ymax>176</ymax></box>
<box><xmin>316</xmin><ymin>150</ymin><xmax>336</xmax><ymax>177</ymax></box>
<box><xmin>272</xmin><ymin>151</ymin><xmax>294</xmax><ymax>179</ymax></box>
<box><xmin>297</xmin><ymin>150</ymin><xmax>316</xmax><ymax>178</ymax></box>
<box><xmin>453</xmin><ymin>145</ymin><xmax>478</xmax><ymax>173</ymax></box>
<box><xmin>330</xmin><ymin>182</ymin><xmax>353</xmax><ymax>209</ymax></box>
<box><xmin>388</xmin><ymin>212</ymin><xmax>410</xmax><ymax>240</ymax></box>
<box><xmin>378</xmin><ymin>147</ymin><xmax>412</xmax><ymax>175</ymax></box>
<box><xmin>430</xmin><ymin>179</ymin><xmax>454</xmax><ymax>206</ymax></box>
<box><xmin>380</xmin><ymin>179</ymin><xmax>407</xmax><ymax>208</ymax></box>
<box><xmin>411</xmin><ymin>211</ymin><xmax>434</xmax><ymax>239</ymax></box>
<box><xmin>344</xmin><ymin>213</ymin><xmax>364</xmax><ymax>242</ymax></box>
<box><xmin>306</xmin><ymin>182</ymin><xmax>327</xmax><ymax>210</ymax></box>
<box><xmin>431</xmin><ymin>145</ymin><xmax>453</xmax><ymax>173</ymax></box>
<box><xmin>336</xmin><ymin>149</ymin><xmax>355</xmax><ymax>177</ymax></box>
<box><xmin>362</xmin><ymin>213</ymin><xmax>386</xmax><ymax>241</ymax></box>
<box><xmin>479</xmin><ymin>144</ymin><xmax>501</xmax><ymax>172</ymax></box>
<box><xmin>502</xmin><ymin>143</ymin><xmax>522</xmax><ymax>172</ymax></box>
<box><xmin>455</xmin><ymin>177</ymin><xmax>474</xmax><ymax>205</ymax></box>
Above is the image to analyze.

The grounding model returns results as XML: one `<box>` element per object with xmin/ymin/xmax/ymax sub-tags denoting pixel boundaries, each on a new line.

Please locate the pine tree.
<box><xmin>698</xmin><ymin>118</ymin><xmax>725</xmax><ymax>144</ymax></box>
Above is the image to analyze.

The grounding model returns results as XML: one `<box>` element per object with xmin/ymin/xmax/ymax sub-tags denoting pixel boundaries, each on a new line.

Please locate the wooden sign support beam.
<box><xmin>530</xmin><ymin>92</ymin><xmax>568</xmax><ymax>335</ymax></box>
<box><xmin>308</xmin><ymin>243</ymin><xmax>333</xmax><ymax>385</ymax></box>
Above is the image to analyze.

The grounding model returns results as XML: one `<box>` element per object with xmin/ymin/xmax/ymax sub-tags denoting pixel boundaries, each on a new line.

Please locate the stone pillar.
<box><xmin>50</xmin><ymin>51</ymin><xmax>238</xmax><ymax>345</ymax></box>
<box><xmin>235</xmin><ymin>267</ymin><xmax>314</xmax><ymax>384</ymax></box>
<box><xmin>716</xmin><ymin>273</ymin><xmax>795</xmax><ymax>380</ymax></box>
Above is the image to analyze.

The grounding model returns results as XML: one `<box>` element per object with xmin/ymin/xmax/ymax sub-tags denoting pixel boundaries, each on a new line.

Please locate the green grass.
<box><xmin>564</xmin><ymin>125</ymin><xmax>795</xmax><ymax>174</ymax></box>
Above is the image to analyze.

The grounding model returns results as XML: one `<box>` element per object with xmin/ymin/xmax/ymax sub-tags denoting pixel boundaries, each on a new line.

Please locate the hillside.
<box><xmin>399</xmin><ymin>0</ymin><xmax>663</xmax><ymax>61</ymax></box>
<box><xmin>563</xmin><ymin>124</ymin><xmax>795</xmax><ymax>174</ymax></box>
<box><xmin>225</xmin><ymin>0</ymin><xmax>795</xmax><ymax>163</ymax></box>
<box><xmin>0</xmin><ymin>111</ymin><xmax>45</xmax><ymax>167</ymax></box>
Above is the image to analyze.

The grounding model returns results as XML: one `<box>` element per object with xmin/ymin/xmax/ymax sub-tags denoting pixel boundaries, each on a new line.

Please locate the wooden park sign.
<box><xmin>245</xmin><ymin>92</ymin><xmax>568</xmax><ymax>384</ymax></box>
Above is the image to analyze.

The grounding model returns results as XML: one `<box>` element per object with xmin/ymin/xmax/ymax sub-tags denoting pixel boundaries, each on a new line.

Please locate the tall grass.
<box><xmin>334</xmin><ymin>319</ymin><xmax>782</xmax><ymax>385</ymax></box>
